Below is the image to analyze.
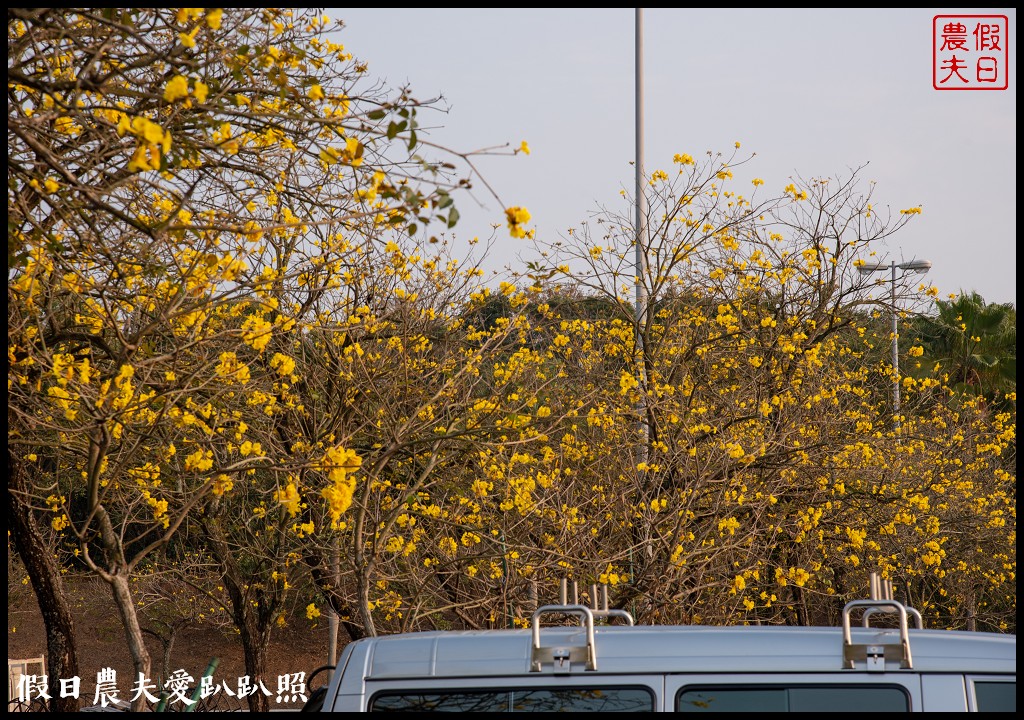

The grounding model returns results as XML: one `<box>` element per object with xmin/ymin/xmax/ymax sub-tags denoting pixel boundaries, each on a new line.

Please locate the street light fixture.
<box><xmin>857</xmin><ymin>259</ymin><xmax>932</xmax><ymax>431</ymax></box>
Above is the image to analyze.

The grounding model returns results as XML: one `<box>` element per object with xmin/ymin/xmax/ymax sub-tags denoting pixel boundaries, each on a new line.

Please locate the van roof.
<box><xmin>352</xmin><ymin>624</ymin><xmax>1016</xmax><ymax>679</ymax></box>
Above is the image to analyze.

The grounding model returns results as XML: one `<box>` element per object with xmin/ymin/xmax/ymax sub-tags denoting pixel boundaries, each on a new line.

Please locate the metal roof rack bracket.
<box><xmin>842</xmin><ymin>599</ymin><xmax>914</xmax><ymax>671</ymax></box>
<box><xmin>530</xmin><ymin>605</ymin><xmax>598</xmax><ymax>672</ymax></box>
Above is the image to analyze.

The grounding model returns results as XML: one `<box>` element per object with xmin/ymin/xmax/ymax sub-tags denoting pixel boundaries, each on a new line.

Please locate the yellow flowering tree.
<box><xmin>8</xmin><ymin>8</ymin><xmax>523</xmax><ymax>709</ymax></box>
<box><xmin>278</xmin><ymin>239</ymin><xmax>579</xmax><ymax>636</ymax></box>
<box><xmin>514</xmin><ymin>150</ymin><xmax>1012</xmax><ymax>628</ymax></box>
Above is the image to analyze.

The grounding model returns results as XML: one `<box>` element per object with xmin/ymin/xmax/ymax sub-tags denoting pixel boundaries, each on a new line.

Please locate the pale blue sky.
<box><xmin>328</xmin><ymin>8</ymin><xmax>1016</xmax><ymax>306</ymax></box>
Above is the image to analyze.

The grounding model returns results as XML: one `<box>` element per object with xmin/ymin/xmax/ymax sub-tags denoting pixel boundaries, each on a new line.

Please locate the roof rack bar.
<box><xmin>842</xmin><ymin>599</ymin><xmax>913</xmax><ymax>670</ymax></box>
<box><xmin>865</xmin><ymin>571</ymin><xmax>924</xmax><ymax>628</ymax></box>
<box><xmin>869</xmin><ymin>571</ymin><xmax>884</xmax><ymax>600</ymax></box>
<box><xmin>558</xmin><ymin>578</ymin><xmax>580</xmax><ymax>606</ymax></box>
<box><xmin>869</xmin><ymin>571</ymin><xmax>895</xmax><ymax>601</ymax></box>
<box><xmin>530</xmin><ymin>605</ymin><xmax>597</xmax><ymax>672</ymax></box>
<box><xmin>552</xmin><ymin>578</ymin><xmax>635</xmax><ymax>625</ymax></box>
<box><xmin>594</xmin><ymin>608</ymin><xmax>634</xmax><ymax>625</ymax></box>
<box><xmin>863</xmin><ymin>605</ymin><xmax>924</xmax><ymax>629</ymax></box>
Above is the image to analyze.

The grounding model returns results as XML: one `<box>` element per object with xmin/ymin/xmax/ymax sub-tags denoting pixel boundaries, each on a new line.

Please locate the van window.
<box><xmin>677</xmin><ymin>685</ymin><xmax>910</xmax><ymax>712</ymax></box>
<box><xmin>370</xmin><ymin>687</ymin><xmax>654</xmax><ymax>712</ymax></box>
<box><xmin>973</xmin><ymin>681</ymin><xmax>1015</xmax><ymax>712</ymax></box>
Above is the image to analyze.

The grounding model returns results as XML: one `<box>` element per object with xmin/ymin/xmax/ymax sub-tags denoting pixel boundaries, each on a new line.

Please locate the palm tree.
<box><xmin>915</xmin><ymin>291</ymin><xmax>1016</xmax><ymax>401</ymax></box>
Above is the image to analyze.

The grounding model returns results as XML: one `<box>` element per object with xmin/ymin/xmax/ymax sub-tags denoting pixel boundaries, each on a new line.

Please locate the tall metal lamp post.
<box><xmin>857</xmin><ymin>259</ymin><xmax>932</xmax><ymax>431</ymax></box>
<box><xmin>634</xmin><ymin>7</ymin><xmax>648</xmax><ymax>463</ymax></box>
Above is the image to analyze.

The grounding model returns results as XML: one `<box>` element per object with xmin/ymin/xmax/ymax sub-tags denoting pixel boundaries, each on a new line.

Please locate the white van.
<box><xmin>303</xmin><ymin>586</ymin><xmax>1015</xmax><ymax>713</ymax></box>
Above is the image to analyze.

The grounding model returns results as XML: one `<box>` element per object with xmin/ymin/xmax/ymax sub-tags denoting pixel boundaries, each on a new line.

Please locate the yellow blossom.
<box><xmin>505</xmin><ymin>206</ymin><xmax>532</xmax><ymax>239</ymax></box>
<box><xmin>274</xmin><ymin>480</ymin><xmax>301</xmax><ymax>517</ymax></box>
<box><xmin>184</xmin><ymin>449</ymin><xmax>214</xmax><ymax>473</ymax></box>
<box><xmin>176</xmin><ymin>8</ymin><xmax>202</xmax><ymax>24</ymax></box>
<box><xmin>163</xmin><ymin>75</ymin><xmax>190</xmax><ymax>102</ymax></box>
<box><xmin>193</xmin><ymin>80</ymin><xmax>209</xmax><ymax>104</ymax></box>
<box><xmin>270</xmin><ymin>352</ymin><xmax>296</xmax><ymax>376</ymax></box>
<box><xmin>178</xmin><ymin>23</ymin><xmax>201</xmax><ymax>48</ymax></box>
<box><xmin>212</xmin><ymin>474</ymin><xmax>234</xmax><ymax>496</ymax></box>
<box><xmin>239</xmin><ymin>440</ymin><xmax>262</xmax><ymax>457</ymax></box>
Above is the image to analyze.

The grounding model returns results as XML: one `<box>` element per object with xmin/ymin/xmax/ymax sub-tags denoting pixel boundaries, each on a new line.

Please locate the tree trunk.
<box><xmin>201</xmin><ymin>510</ymin><xmax>279</xmax><ymax>712</ymax></box>
<box><xmin>965</xmin><ymin>589</ymin><xmax>978</xmax><ymax>632</ymax></box>
<box><xmin>791</xmin><ymin>584</ymin><xmax>809</xmax><ymax>626</ymax></box>
<box><xmin>305</xmin><ymin>547</ymin><xmax>366</xmax><ymax>642</ymax></box>
<box><xmin>87</xmin><ymin>492</ymin><xmax>154</xmax><ymax>712</ymax></box>
<box><xmin>357</xmin><ymin>568</ymin><xmax>377</xmax><ymax>637</ymax></box>
<box><xmin>7</xmin><ymin>449</ymin><xmax>81</xmax><ymax>712</ymax></box>
<box><xmin>239</xmin><ymin>616</ymin><xmax>274</xmax><ymax>712</ymax></box>
<box><xmin>108</xmin><ymin>572</ymin><xmax>152</xmax><ymax>711</ymax></box>
<box><xmin>143</xmin><ymin>622</ymin><xmax>182</xmax><ymax>687</ymax></box>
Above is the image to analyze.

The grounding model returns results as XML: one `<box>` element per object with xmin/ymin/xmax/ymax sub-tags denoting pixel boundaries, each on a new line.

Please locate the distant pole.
<box><xmin>635</xmin><ymin>7</ymin><xmax>649</xmax><ymax>464</ymax></box>
<box><xmin>327</xmin><ymin>537</ymin><xmax>339</xmax><ymax>667</ymax></box>
<box><xmin>857</xmin><ymin>258</ymin><xmax>932</xmax><ymax>434</ymax></box>
<box><xmin>889</xmin><ymin>262</ymin><xmax>900</xmax><ymax>427</ymax></box>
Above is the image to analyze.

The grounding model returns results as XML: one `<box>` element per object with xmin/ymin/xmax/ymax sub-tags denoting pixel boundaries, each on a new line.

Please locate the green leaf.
<box><xmin>367</xmin><ymin>109</ymin><xmax>386</xmax><ymax>120</ymax></box>
<box><xmin>446</xmin><ymin>207</ymin><xmax>460</xmax><ymax>229</ymax></box>
<box><xmin>386</xmin><ymin>120</ymin><xmax>407</xmax><ymax>140</ymax></box>
<box><xmin>407</xmin><ymin>223</ymin><xmax>418</xmax><ymax>236</ymax></box>
<box><xmin>407</xmin><ymin>129</ymin><xmax>417</xmax><ymax>151</ymax></box>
